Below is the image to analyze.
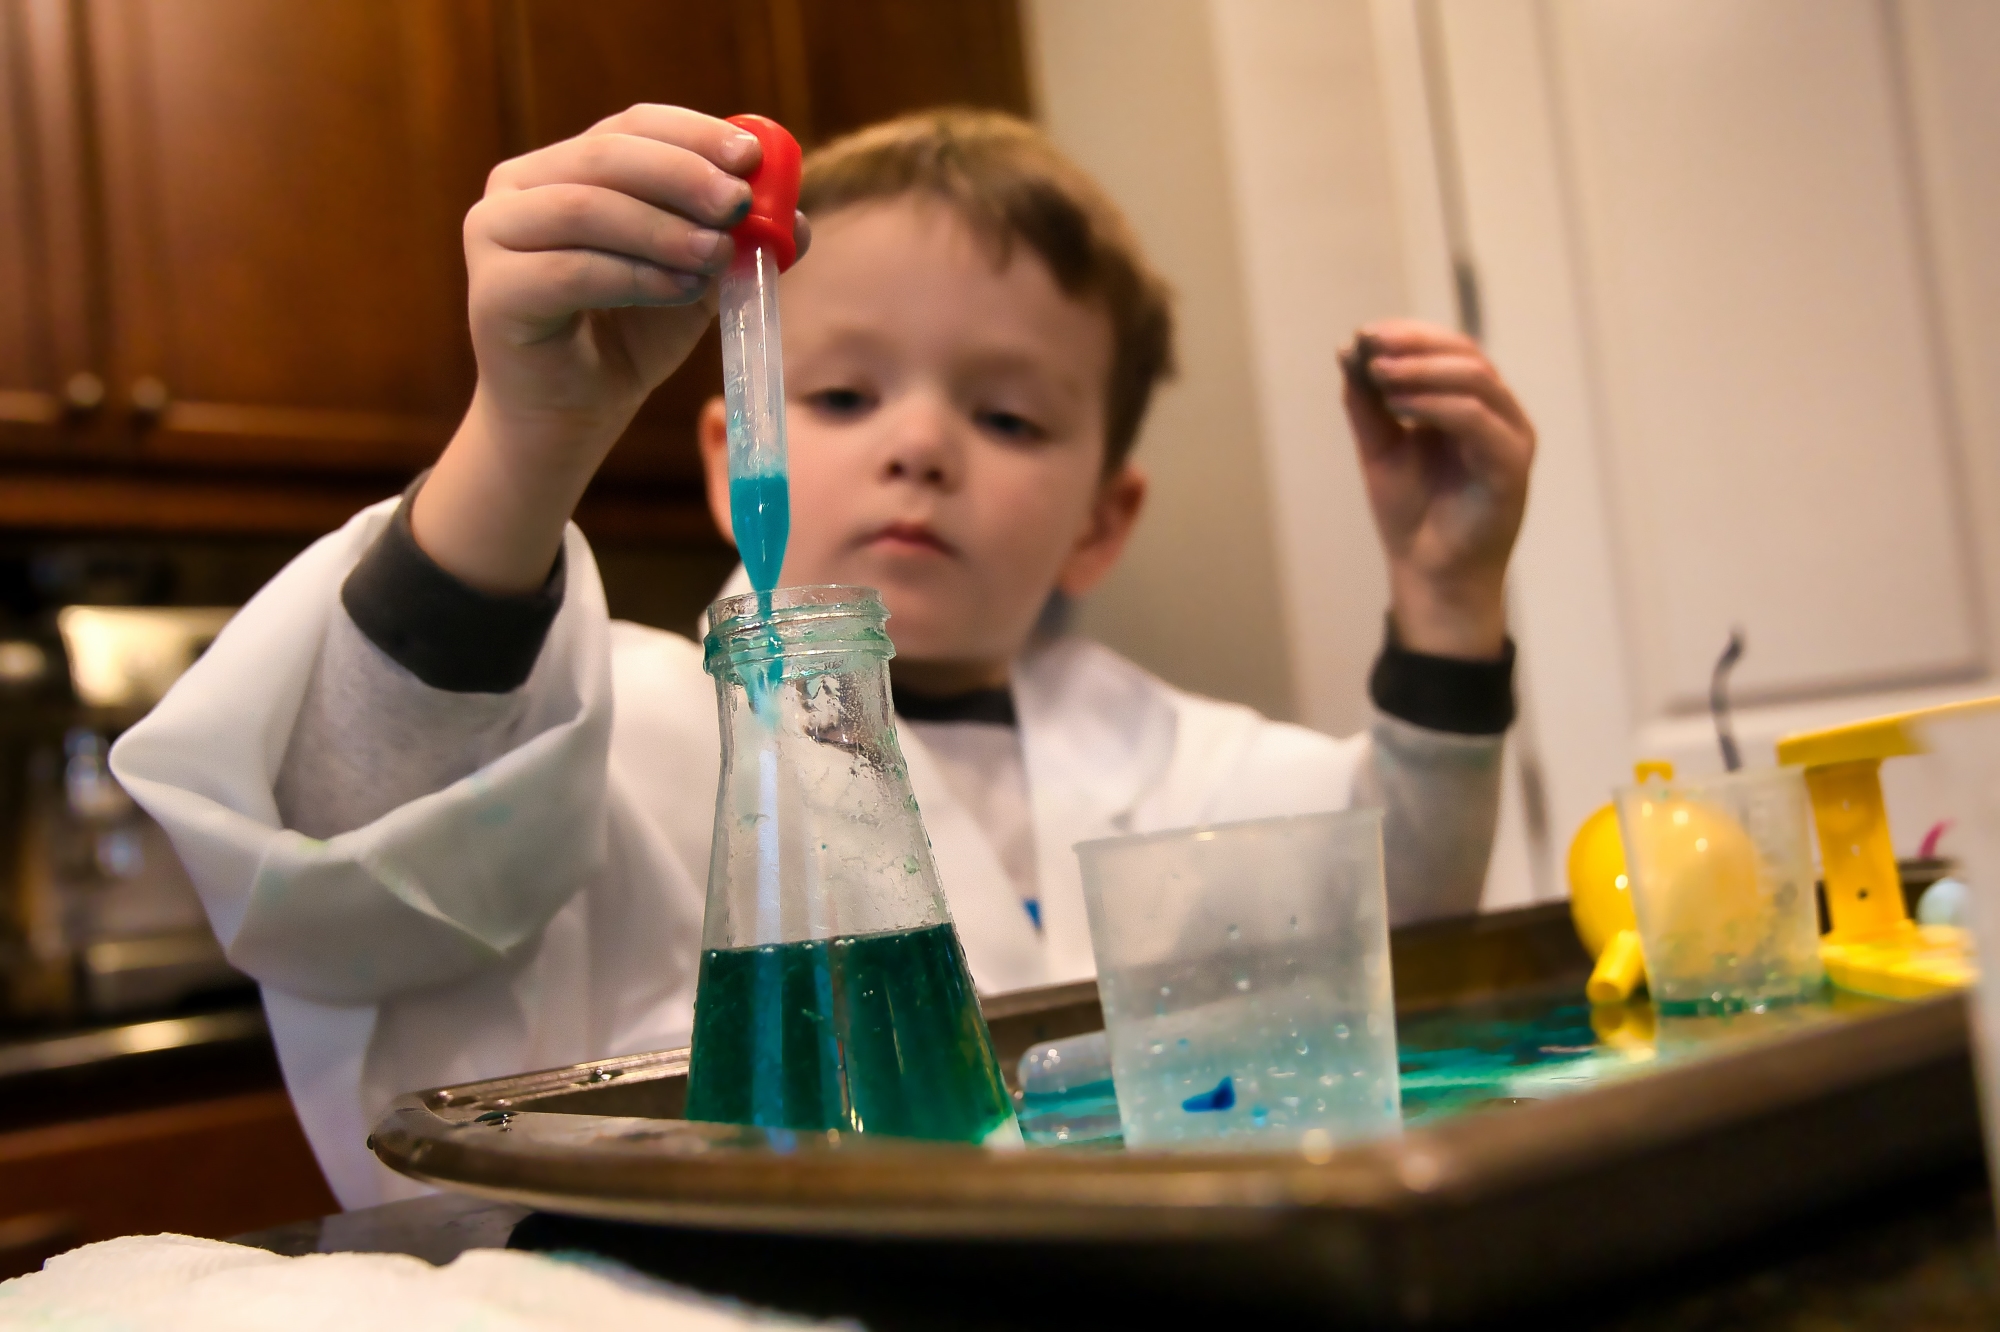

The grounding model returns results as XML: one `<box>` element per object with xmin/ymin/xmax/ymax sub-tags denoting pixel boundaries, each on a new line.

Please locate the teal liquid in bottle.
<box><xmin>684</xmin><ymin>922</ymin><xmax>1014</xmax><ymax>1142</ymax></box>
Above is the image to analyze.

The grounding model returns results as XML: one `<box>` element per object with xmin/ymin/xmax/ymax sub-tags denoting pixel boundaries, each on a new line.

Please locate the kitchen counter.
<box><xmin>0</xmin><ymin>993</ymin><xmax>336</xmax><ymax>1273</ymax></box>
<box><xmin>239</xmin><ymin>1164</ymin><xmax>2000</xmax><ymax>1329</ymax></box>
<box><xmin>0</xmin><ymin>993</ymin><xmax>277</xmax><ymax>1133</ymax></box>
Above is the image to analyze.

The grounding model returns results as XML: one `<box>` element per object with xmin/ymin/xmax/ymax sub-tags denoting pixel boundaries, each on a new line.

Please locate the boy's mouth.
<box><xmin>865</xmin><ymin>522</ymin><xmax>957</xmax><ymax>558</ymax></box>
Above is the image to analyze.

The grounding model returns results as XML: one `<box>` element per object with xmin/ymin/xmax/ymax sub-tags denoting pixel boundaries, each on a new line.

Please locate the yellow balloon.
<box><xmin>1621</xmin><ymin>794</ymin><xmax>1764</xmax><ymax>969</ymax></box>
<box><xmin>1567</xmin><ymin>802</ymin><xmax>1634</xmax><ymax>960</ymax></box>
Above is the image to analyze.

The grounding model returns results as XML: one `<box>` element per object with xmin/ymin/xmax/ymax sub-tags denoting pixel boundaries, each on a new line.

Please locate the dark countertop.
<box><xmin>0</xmin><ymin>993</ymin><xmax>279</xmax><ymax>1133</ymax></box>
<box><xmin>239</xmin><ymin>1164</ymin><xmax>2000</xmax><ymax>1330</ymax></box>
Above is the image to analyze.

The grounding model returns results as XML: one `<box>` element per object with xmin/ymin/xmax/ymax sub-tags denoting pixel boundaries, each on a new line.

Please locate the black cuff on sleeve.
<box><xmin>1368</xmin><ymin>615</ymin><xmax>1516</xmax><ymax>735</ymax></box>
<box><xmin>340</xmin><ymin>474</ymin><xmax>567</xmax><ymax>693</ymax></box>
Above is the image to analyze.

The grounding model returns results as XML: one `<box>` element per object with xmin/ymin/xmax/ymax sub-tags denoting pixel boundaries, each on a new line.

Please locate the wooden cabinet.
<box><xmin>0</xmin><ymin>0</ymin><xmax>1029</xmax><ymax>543</ymax></box>
<box><xmin>0</xmin><ymin>0</ymin><xmax>99</xmax><ymax>458</ymax></box>
<box><xmin>0</xmin><ymin>1089</ymin><xmax>337</xmax><ymax>1275</ymax></box>
<box><xmin>86</xmin><ymin>1</ymin><xmax>504</xmax><ymax>477</ymax></box>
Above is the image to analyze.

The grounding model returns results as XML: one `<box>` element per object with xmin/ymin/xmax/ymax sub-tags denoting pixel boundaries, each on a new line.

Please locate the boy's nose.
<box><xmin>878</xmin><ymin>397</ymin><xmax>962</xmax><ymax>489</ymax></box>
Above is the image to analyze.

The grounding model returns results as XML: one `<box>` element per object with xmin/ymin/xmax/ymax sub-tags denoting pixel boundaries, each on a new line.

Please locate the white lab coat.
<box><xmin>110</xmin><ymin>498</ymin><xmax>1497</xmax><ymax>1208</ymax></box>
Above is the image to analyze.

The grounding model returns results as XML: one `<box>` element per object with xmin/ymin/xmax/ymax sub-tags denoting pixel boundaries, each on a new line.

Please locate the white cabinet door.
<box><xmin>1429</xmin><ymin>0</ymin><xmax>2000</xmax><ymax>864</ymax></box>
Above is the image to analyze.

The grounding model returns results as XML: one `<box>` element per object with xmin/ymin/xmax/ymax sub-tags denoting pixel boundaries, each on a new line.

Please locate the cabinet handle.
<box><xmin>63</xmin><ymin>372</ymin><xmax>105</xmax><ymax>414</ymax></box>
<box><xmin>129</xmin><ymin>376</ymin><xmax>170</xmax><ymax>417</ymax></box>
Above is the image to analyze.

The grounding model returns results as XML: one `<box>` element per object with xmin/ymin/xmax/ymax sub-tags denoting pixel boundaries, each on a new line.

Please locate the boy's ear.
<box><xmin>698</xmin><ymin>397</ymin><xmax>734</xmax><ymax>545</ymax></box>
<box><xmin>1057</xmin><ymin>463</ymin><xmax>1148</xmax><ymax>598</ymax></box>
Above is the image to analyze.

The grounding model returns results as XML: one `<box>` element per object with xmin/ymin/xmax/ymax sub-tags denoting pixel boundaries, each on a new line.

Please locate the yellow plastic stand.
<box><xmin>1776</xmin><ymin>697</ymin><xmax>2000</xmax><ymax>999</ymax></box>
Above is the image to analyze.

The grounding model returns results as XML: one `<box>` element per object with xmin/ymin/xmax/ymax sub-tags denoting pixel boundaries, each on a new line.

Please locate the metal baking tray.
<box><xmin>370</xmin><ymin>904</ymin><xmax>1981</xmax><ymax>1325</ymax></box>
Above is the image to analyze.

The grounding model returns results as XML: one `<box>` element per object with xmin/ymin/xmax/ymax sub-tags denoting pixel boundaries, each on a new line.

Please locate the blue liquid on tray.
<box><xmin>730</xmin><ymin>473</ymin><xmax>790</xmax><ymax>593</ymax></box>
<box><xmin>1019</xmin><ymin>986</ymin><xmax>1858</xmax><ymax>1148</ymax></box>
<box><xmin>1394</xmin><ymin>994</ymin><xmax>1615</xmax><ymax>1123</ymax></box>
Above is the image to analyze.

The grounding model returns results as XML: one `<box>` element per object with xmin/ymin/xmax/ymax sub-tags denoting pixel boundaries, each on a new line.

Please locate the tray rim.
<box><xmin>370</xmin><ymin>984</ymin><xmax>1970</xmax><ymax>1240</ymax></box>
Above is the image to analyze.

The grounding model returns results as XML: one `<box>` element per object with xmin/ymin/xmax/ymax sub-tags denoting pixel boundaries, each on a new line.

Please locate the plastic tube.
<box><xmin>719</xmin><ymin>114</ymin><xmax>803</xmax><ymax>596</ymax></box>
<box><xmin>720</xmin><ymin>243</ymin><xmax>789</xmax><ymax>593</ymax></box>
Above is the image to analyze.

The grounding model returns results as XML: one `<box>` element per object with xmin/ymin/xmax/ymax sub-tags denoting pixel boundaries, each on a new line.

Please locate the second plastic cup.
<box><xmin>1075</xmin><ymin>809</ymin><xmax>1401</xmax><ymax>1152</ymax></box>
<box><xmin>1615</xmin><ymin>768</ymin><xmax>1825</xmax><ymax>1014</ymax></box>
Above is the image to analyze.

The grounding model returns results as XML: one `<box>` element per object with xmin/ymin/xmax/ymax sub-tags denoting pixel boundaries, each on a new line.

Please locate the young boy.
<box><xmin>111</xmin><ymin>108</ymin><xmax>1534</xmax><ymax>1208</ymax></box>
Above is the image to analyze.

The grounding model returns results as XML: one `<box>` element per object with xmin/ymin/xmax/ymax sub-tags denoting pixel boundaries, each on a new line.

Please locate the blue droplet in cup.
<box><xmin>1182</xmin><ymin>1076</ymin><xmax>1236</xmax><ymax>1113</ymax></box>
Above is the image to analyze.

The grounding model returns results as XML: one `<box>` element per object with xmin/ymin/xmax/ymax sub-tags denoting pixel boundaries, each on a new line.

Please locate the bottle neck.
<box><xmin>704</xmin><ymin>585</ymin><xmax>893</xmax><ymax>683</ymax></box>
<box><xmin>701</xmin><ymin>586</ymin><xmax>950</xmax><ymax>952</ymax></box>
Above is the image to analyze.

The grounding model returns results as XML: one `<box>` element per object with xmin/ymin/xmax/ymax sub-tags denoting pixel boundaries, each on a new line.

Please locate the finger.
<box><xmin>477</xmin><ymin>184</ymin><xmax>733</xmax><ymax>276</ymax></box>
<box><xmin>585</xmin><ymin>103</ymin><xmax>762</xmax><ymax>176</ymax></box>
<box><xmin>1372</xmin><ymin>353</ymin><xmax>1531</xmax><ymax>433</ymax></box>
<box><xmin>491</xmin><ymin>133</ymin><xmax>751</xmax><ymax>230</ymax></box>
<box><xmin>485</xmin><ymin>248</ymin><xmax>711</xmax><ymax>320</ymax></box>
<box><xmin>1360</xmin><ymin>318</ymin><xmax>1484</xmax><ymax>360</ymax></box>
<box><xmin>794</xmin><ymin>210</ymin><xmax>813</xmax><ymax>262</ymax></box>
<box><xmin>1378</xmin><ymin>393</ymin><xmax>1532</xmax><ymax>476</ymax></box>
<box><xmin>1341</xmin><ymin>351</ymin><xmax>1405</xmax><ymax>460</ymax></box>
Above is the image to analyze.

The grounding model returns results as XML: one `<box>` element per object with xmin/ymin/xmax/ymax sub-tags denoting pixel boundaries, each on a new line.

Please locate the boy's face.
<box><xmin>701</xmin><ymin>198</ymin><xmax>1144</xmax><ymax>682</ymax></box>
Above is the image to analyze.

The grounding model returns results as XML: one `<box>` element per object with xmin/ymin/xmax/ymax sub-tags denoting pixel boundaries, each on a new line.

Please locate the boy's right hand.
<box><xmin>415</xmin><ymin>105</ymin><xmax>805</xmax><ymax>595</ymax></box>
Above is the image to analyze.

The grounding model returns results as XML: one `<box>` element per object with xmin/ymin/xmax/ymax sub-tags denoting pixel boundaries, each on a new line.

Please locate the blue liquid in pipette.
<box><xmin>729</xmin><ymin>472</ymin><xmax>789</xmax><ymax>713</ymax></box>
<box><xmin>731</xmin><ymin>473</ymin><xmax>790</xmax><ymax>595</ymax></box>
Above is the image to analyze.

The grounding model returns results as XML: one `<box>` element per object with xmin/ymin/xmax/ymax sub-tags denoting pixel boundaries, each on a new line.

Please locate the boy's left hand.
<box><xmin>1342</xmin><ymin>319</ymin><xmax>1535</xmax><ymax>660</ymax></box>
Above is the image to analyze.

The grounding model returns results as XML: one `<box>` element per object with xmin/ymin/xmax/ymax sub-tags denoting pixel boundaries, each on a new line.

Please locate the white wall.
<box><xmin>1028</xmin><ymin>0</ymin><xmax>1422</xmax><ymax>739</ymax></box>
<box><xmin>1435</xmin><ymin>0</ymin><xmax>2000</xmax><ymax>863</ymax></box>
<box><xmin>1027</xmin><ymin>0</ymin><xmax>1298</xmax><ymax>725</ymax></box>
<box><xmin>1028</xmin><ymin>0</ymin><xmax>1548</xmax><ymax>909</ymax></box>
<box><xmin>1031</xmin><ymin>0</ymin><xmax>2000</xmax><ymax>906</ymax></box>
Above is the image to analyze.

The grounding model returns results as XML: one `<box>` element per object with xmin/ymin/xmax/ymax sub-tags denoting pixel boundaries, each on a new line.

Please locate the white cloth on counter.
<box><xmin>109</xmin><ymin>497</ymin><xmax>1504</xmax><ymax>1211</ymax></box>
<box><xmin>0</xmin><ymin>1233</ymin><xmax>826</xmax><ymax>1330</ymax></box>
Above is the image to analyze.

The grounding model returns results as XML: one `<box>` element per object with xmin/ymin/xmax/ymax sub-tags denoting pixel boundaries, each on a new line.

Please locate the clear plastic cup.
<box><xmin>1075</xmin><ymin>809</ymin><xmax>1400</xmax><ymax>1152</ymax></box>
<box><xmin>1615</xmin><ymin>768</ymin><xmax>1825</xmax><ymax>1014</ymax></box>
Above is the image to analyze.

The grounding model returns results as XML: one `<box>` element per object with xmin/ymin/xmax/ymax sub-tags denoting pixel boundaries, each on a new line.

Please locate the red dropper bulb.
<box><xmin>726</xmin><ymin>114</ymin><xmax>803</xmax><ymax>272</ymax></box>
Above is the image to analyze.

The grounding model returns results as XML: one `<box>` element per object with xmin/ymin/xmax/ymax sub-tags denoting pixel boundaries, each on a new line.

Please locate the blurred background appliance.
<box><xmin>4</xmin><ymin>602</ymin><xmax>238</xmax><ymax>1023</ymax></box>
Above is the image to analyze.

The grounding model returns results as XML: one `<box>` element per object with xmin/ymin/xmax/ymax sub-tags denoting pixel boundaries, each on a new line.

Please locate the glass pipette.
<box><xmin>720</xmin><ymin>115</ymin><xmax>803</xmax><ymax>595</ymax></box>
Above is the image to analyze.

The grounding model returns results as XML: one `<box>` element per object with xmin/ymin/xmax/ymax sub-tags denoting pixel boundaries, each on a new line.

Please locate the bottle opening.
<box><xmin>703</xmin><ymin>584</ymin><xmax>893</xmax><ymax>677</ymax></box>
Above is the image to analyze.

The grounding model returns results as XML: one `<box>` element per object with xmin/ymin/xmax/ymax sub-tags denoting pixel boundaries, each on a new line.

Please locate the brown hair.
<box><xmin>798</xmin><ymin>108</ymin><xmax>1176</xmax><ymax>471</ymax></box>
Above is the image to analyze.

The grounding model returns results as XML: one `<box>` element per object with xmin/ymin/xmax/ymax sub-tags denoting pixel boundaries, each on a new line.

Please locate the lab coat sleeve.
<box><xmin>108</xmin><ymin>499</ymin><xmax>613</xmax><ymax>1006</ymax></box>
<box><xmin>1351</xmin><ymin>713</ymin><xmax>1504</xmax><ymax>923</ymax></box>
<box><xmin>1159</xmin><ymin>688</ymin><xmax>1501</xmax><ymax>924</ymax></box>
<box><xmin>273</xmin><ymin>611</ymin><xmax>533</xmax><ymax>840</ymax></box>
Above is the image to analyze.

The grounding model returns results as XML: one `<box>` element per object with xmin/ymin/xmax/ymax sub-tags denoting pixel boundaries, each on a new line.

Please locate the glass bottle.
<box><xmin>684</xmin><ymin>585</ymin><xmax>1018</xmax><ymax>1144</ymax></box>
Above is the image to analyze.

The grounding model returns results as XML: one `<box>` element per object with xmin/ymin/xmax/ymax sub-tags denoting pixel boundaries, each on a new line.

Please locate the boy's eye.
<box><xmin>805</xmin><ymin>387</ymin><xmax>875</xmax><ymax>418</ymax></box>
<box><xmin>975</xmin><ymin>408</ymin><xmax>1047</xmax><ymax>443</ymax></box>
